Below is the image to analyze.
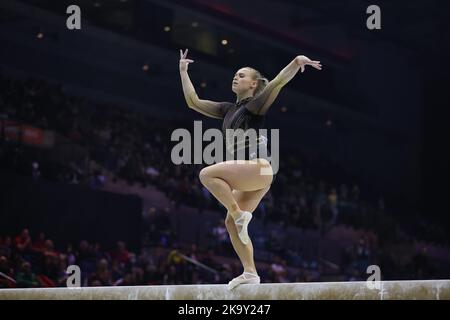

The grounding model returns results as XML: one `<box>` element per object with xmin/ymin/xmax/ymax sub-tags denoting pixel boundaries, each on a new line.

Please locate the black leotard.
<box><xmin>218</xmin><ymin>97</ymin><xmax>276</xmax><ymax>183</ymax></box>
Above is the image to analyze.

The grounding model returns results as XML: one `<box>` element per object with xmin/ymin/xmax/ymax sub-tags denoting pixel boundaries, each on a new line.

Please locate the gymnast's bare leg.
<box><xmin>199</xmin><ymin>159</ymin><xmax>273</xmax><ymax>288</ymax></box>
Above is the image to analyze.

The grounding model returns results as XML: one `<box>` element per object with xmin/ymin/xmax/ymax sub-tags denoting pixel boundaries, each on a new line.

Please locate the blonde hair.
<box><xmin>245</xmin><ymin>67</ymin><xmax>269</xmax><ymax>96</ymax></box>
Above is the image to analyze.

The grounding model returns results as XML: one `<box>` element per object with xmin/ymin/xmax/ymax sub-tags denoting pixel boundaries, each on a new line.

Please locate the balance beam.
<box><xmin>1</xmin><ymin>280</ymin><xmax>449</xmax><ymax>300</ymax></box>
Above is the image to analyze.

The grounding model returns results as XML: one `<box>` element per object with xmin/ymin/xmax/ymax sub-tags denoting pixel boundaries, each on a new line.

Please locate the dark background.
<box><xmin>0</xmin><ymin>0</ymin><xmax>449</xmax><ymax>285</ymax></box>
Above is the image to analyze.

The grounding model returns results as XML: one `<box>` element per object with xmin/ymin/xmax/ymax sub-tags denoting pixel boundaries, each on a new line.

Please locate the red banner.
<box><xmin>0</xmin><ymin>119</ymin><xmax>54</xmax><ymax>147</ymax></box>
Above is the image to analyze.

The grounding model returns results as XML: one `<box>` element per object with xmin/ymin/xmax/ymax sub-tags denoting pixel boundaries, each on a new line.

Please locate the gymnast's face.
<box><xmin>232</xmin><ymin>68</ymin><xmax>257</xmax><ymax>95</ymax></box>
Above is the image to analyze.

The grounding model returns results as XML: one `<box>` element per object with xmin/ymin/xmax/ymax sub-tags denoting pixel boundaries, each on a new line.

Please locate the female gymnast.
<box><xmin>179</xmin><ymin>49</ymin><xmax>321</xmax><ymax>289</ymax></box>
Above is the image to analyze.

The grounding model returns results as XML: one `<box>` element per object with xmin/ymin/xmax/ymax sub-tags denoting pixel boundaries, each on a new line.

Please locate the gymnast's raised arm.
<box><xmin>179</xmin><ymin>49</ymin><xmax>228</xmax><ymax>119</ymax></box>
<box><xmin>245</xmin><ymin>55</ymin><xmax>322</xmax><ymax>116</ymax></box>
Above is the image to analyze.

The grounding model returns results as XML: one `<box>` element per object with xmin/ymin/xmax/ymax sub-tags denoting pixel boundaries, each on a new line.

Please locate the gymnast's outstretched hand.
<box><xmin>179</xmin><ymin>48</ymin><xmax>194</xmax><ymax>73</ymax></box>
<box><xmin>295</xmin><ymin>55</ymin><xmax>322</xmax><ymax>73</ymax></box>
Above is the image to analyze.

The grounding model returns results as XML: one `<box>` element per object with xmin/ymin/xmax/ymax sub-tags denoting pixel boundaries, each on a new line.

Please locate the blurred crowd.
<box><xmin>1</xmin><ymin>72</ymin><xmax>448</xmax><ymax>288</ymax></box>
<box><xmin>1</xmin><ymin>73</ymin><xmax>446</xmax><ymax>240</ymax></box>
<box><xmin>1</xmin><ymin>225</ymin><xmax>440</xmax><ymax>288</ymax></box>
<box><xmin>0</xmin><ymin>228</ymin><xmax>316</xmax><ymax>288</ymax></box>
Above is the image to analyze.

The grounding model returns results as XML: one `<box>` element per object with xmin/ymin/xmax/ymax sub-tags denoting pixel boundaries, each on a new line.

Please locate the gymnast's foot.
<box><xmin>227</xmin><ymin>272</ymin><xmax>260</xmax><ymax>290</ymax></box>
<box><xmin>233</xmin><ymin>210</ymin><xmax>253</xmax><ymax>245</ymax></box>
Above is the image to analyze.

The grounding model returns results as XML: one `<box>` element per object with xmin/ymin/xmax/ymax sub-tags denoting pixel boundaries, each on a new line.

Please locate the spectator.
<box><xmin>43</xmin><ymin>239</ymin><xmax>58</xmax><ymax>258</ymax></box>
<box><xmin>32</xmin><ymin>232</ymin><xmax>47</xmax><ymax>254</ymax></box>
<box><xmin>212</xmin><ymin>219</ymin><xmax>228</xmax><ymax>253</ymax></box>
<box><xmin>31</xmin><ymin>161</ymin><xmax>41</xmax><ymax>180</ymax></box>
<box><xmin>0</xmin><ymin>256</ymin><xmax>15</xmax><ymax>288</ymax></box>
<box><xmin>110</xmin><ymin>241</ymin><xmax>130</xmax><ymax>266</ymax></box>
<box><xmin>0</xmin><ymin>236</ymin><xmax>13</xmax><ymax>258</ymax></box>
<box><xmin>16</xmin><ymin>261</ymin><xmax>39</xmax><ymax>288</ymax></box>
<box><xmin>351</xmin><ymin>183</ymin><xmax>360</xmax><ymax>201</ymax></box>
<box><xmin>328</xmin><ymin>187</ymin><xmax>339</xmax><ymax>224</ymax></box>
<box><xmin>270</xmin><ymin>256</ymin><xmax>288</xmax><ymax>283</ymax></box>
<box><xmin>15</xmin><ymin>229</ymin><xmax>33</xmax><ymax>256</ymax></box>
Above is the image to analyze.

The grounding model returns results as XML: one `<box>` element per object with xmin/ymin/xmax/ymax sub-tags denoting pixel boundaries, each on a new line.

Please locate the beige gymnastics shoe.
<box><xmin>234</xmin><ymin>211</ymin><xmax>253</xmax><ymax>245</ymax></box>
<box><xmin>227</xmin><ymin>272</ymin><xmax>260</xmax><ymax>290</ymax></box>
